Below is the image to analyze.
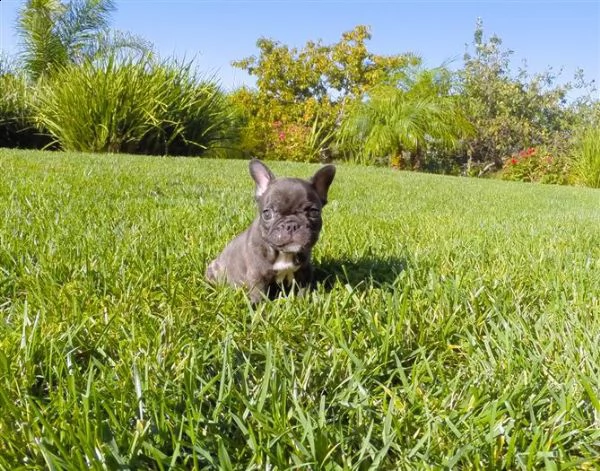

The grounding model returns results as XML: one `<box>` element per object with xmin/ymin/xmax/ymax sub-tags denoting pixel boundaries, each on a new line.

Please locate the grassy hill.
<box><xmin>1</xmin><ymin>149</ymin><xmax>599</xmax><ymax>469</ymax></box>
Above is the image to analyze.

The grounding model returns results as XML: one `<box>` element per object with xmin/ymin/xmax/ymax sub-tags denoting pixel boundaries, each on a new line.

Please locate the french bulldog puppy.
<box><xmin>206</xmin><ymin>159</ymin><xmax>335</xmax><ymax>303</ymax></box>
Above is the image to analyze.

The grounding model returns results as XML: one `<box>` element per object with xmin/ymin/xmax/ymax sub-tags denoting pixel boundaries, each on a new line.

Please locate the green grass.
<box><xmin>0</xmin><ymin>149</ymin><xmax>599</xmax><ymax>469</ymax></box>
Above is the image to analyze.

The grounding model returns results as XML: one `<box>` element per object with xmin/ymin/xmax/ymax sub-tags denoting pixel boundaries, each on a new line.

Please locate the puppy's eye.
<box><xmin>262</xmin><ymin>209</ymin><xmax>274</xmax><ymax>221</ymax></box>
<box><xmin>308</xmin><ymin>208</ymin><xmax>321</xmax><ymax>218</ymax></box>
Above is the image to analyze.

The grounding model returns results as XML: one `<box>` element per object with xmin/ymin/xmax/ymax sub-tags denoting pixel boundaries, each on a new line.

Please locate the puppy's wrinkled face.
<box><xmin>249</xmin><ymin>159</ymin><xmax>335</xmax><ymax>255</ymax></box>
<box><xmin>258</xmin><ymin>179</ymin><xmax>324</xmax><ymax>253</ymax></box>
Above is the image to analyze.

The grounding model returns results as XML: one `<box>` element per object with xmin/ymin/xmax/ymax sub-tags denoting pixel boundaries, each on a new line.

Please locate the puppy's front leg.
<box><xmin>246</xmin><ymin>271</ymin><xmax>269</xmax><ymax>304</ymax></box>
<box><xmin>292</xmin><ymin>264</ymin><xmax>314</xmax><ymax>297</ymax></box>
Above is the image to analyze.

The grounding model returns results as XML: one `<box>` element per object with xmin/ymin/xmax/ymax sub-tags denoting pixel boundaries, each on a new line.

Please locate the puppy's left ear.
<box><xmin>310</xmin><ymin>165</ymin><xmax>336</xmax><ymax>205</ymax></box>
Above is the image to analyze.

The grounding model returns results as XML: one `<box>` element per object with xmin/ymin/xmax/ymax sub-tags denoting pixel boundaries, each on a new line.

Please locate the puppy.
<box><xmin>206</xmin><ymin>159</ymin><xmax>335</xmax><ymax>303</ymax></box>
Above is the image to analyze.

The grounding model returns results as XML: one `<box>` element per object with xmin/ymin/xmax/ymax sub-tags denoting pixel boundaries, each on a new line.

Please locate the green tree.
<box><xmin>230</xmin><ymin>25</ymin><xmax>420</xmax><ymax>161</ymax></box>
<box><xmin>458</xmin><ymin>18</ymin><xmax>579</xmax><ymax>172</ymax></box>
<box><xmin>17</xmin><ymin>0</ymin><xmax>148</xmax><ymax>80</ymax></box>
<box><xmin>338</xmin><ymin>67</ymin><xmax>472</xmax><ymax>169</ymax></box>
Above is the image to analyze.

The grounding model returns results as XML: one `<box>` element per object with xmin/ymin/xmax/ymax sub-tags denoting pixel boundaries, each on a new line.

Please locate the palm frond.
<box><xmin>57</xmin><ymin>0</ymin><xmax>115</xmax><ymax>59</ymax></box>
<box><xmin>18</xmin><ymin>0</ymin><xmax>68</xmax><ymax>79</ymax></box>
<box><xmin>16</xmin><ymin>0</ymin><xmax>145</xmax><ymax>80</ymax></box>
<box><xmin>339</xmin><ymin>69</ymin><xmax>473</xmax><ymax>165</ymax></box>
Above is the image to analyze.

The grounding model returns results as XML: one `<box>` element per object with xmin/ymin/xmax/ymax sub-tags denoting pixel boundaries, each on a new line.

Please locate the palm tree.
<box><xmin>339</xmin><ymin>68</ymin><xmax>472</xmax><ymax>168</ymax></box>
<box><xmin>17</xmin><ymin>0</ymin><xmax>149</xmax><ymax>80</ymax></box>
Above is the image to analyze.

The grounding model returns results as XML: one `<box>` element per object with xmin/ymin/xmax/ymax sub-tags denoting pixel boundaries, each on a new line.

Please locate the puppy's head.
<box><xmin>249</xmin><ymin>159</ymin><xmax>335</xmax><ymax>254</ymax></box>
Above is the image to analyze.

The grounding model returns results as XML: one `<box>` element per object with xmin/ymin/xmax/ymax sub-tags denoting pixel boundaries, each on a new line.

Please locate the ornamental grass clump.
<box><xmin>34</xmin><ymin>53</ymin><xmax>234</xmax><ymax>155</ymax></box>
<box><xmin>0</xmin><ymin>66</ymin><xmax>51</xmax><ymax>149</ymax></box>
<box><xmin>571</xmin><ymin>126</ymin><xmax>600</xmax><ymax>188</ymax></box>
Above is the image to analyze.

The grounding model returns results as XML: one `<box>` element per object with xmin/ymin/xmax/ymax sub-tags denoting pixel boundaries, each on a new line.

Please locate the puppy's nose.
<box><xmin>284</xmin><ymin>221</ymin><xmax>300</xmax><ymax>233</ymax></box>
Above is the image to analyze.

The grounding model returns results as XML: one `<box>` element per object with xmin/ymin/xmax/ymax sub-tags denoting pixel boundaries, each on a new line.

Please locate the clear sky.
<box><xmin>1</xmin><ymin>0</ymin><xmax>599</xmax><ymax>96</ymax></box>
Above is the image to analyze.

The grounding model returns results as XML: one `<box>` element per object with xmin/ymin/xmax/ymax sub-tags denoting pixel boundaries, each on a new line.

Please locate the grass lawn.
<box><xmin>0</xmin><ymin>148</ymin><xmax>599</xmax><ymax>469</ymax></box>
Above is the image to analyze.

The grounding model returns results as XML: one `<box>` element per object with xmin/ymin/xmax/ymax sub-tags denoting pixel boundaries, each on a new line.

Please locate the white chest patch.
<box><xmin>272</xmin><ymin>252</ymin><xmax>300</xmax><ymax>283</ymax></box>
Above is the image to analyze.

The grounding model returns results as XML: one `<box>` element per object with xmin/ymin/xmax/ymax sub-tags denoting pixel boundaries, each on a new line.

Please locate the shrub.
<box><xmin>136</xmin><ymin>63</ymin><xmax>236</xmax><ymax>156</ymax></box>
<box><xmin>267</xmin><ymin>114</ymin><xmax>336</xmax><ymax>162</ymax></box>
<box><xmin>571</xmin><ymin>126</ymin><xmax>600</xmax><ymax>188</ymax></box>
<box><xmin>501</xmin><ymin>147</ymin><xmax>570</xmax><ymax>184</ymax></box>
<box><xmin>0</xmin><ymin>72</ymin><xmax>30</xmax><ymax>146</ymax></box>
<box><xmin>0</xmin><ymin>66</ymin><xmax>52</xmax><ymax>149</ymax></box>
<box><xmin>34</xmin><ymin>53</ymin><xmax>235</xmax><ymax>155</ymax></box>
<box><xmin>230</xmin><ymin>88</ymin><xmax>338</xmax><ymax>163</ymax></box>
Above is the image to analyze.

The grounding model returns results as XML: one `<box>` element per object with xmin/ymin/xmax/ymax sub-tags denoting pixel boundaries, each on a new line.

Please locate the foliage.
<box><xmin>267</xmin><ymin>113</ymin><xmax>337</xmax><ymax>162</ymax></box>
<box><xmin>0</xmin><ymin>53</ymin><xmax>17</xmax><ymax>77</ymax></box>
<box><xmin>230</xmin><ymin>89</ymin><xmax>338</xmax><ymax>162</ymax></box>
<box><xmin>0</xmin><ymin>57</ymin><xmax>52</xmax><ymax>149</ymax></box>
<box><xmin>457</xmin><ymin>18</ymin><xmax>581</xmax><ymax>171</ymax></box>
<box><xmin>338</xmin><ymin>67</ymin><xmax>473</xmax><ymax>169</ymax></box>
<box><xmin>230</xmin><ymin>25</ymin><xmax>420</xmax><ymax>161</ymax></box>
<box><xmin>4</xmin><ymin>6</ymin><xmax>600</xmax><ymax>186</ymax></box>
<box><xmin>231</xmin><ymin>20</ymin><xmax>596</xmax><ymax>175</ymax></box>
<box><xmin>135</xmin><ymin>63</ymin><xmax>236</xmax><ymax>156</ymax></box>
<box><xmin>233</xmin><ymin>25</ymin><xmax>419</xmax><ymax>102</ymax></box>
<box><xmin>501</xmin><ymin>146</ymin><xmax>571</xmax><ymax>184</ymax></box>
<box><xmin>1</xmin><ymin>151</ymin><xmax>599</xmax><ymax>468</ymax></box>
<box><xmin>0</xmin><ymin>73</ymin><xmax>32</xmax><ymax>147</ymax></box>
<box><xmin>34</xmin><ymin>54</ymin><xmax>235</xmax><ymax>155</ymax></box>
<box><xmin>571</xmin><ymin>125</ymin><xmax>600</xmax><ymax>188</ymax></box>
<box><xmin>17</xmin><ymin>0</ymin><xmax>149</xmax><ymax>80</ymax></box>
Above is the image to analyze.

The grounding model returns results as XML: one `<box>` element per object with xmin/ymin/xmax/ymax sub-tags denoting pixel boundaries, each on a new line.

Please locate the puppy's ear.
<box><xmin>310</xmin><ymin>165</ymin><xmax>336</xmax><ymax>205</ymax></box>
<box><xmin>249</xmin><ymin>159</ymin><xmax>275</xmax><ymax>197</ymax></box>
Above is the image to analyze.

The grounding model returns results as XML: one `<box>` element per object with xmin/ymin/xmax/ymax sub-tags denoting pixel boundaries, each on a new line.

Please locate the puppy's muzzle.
<box><xmin>269</xmin><ymin>218</ymin><xmax>312</xmax><ymax>249</ymax></box>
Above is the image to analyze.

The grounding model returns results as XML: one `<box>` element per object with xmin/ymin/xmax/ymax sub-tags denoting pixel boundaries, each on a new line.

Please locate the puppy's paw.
<box><xmin>205</xmin><ymin>260</ymin><xmax>221</xmax><ymax>282</ymax></box>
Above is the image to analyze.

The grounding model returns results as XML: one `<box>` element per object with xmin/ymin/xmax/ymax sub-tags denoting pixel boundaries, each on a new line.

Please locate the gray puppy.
<box><xmin>206</xmin><ymin>159</ymin><xmax>336</xmax><ymax>303</ymax></box>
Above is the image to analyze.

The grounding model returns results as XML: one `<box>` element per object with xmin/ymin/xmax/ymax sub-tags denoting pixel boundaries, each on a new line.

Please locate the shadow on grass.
<box><xmin>314</xmin><ymin>256</ymin><xmax>407</xmax><ymax>290</ymax></box>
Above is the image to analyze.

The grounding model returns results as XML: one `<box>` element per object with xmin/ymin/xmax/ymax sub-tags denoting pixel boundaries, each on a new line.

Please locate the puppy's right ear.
<box><xmin>249</xmin><ymin>159</ymin><xmax>275</xmax><ymax>197</ymax></box>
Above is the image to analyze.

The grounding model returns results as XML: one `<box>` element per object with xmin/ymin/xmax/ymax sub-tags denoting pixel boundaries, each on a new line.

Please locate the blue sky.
<box><xmin>1</xmin><ymin>0</ymin><xmax>598</xmax><ymax>96</ymax></box>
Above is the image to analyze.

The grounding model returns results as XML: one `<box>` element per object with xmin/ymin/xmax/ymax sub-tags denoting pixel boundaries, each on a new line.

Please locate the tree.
<box><xmin>17</xmin><ymin>0</ymin><xmax>148</xmax><ymax>80</ymax></box>
<box><xmin>230</xmin><ymin>25</ymin><xmax>420</xmax><ymax>161</ymax></box>
<box><xmin>457</xmin><ymin>18</ymin><xmax>579</xmax><ymax>171</ymax></box>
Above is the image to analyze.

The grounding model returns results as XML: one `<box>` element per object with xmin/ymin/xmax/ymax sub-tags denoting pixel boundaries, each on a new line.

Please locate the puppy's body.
<box><xmin>206</xmin><ymin>161</ymin><xmax>335</xmax><ymax>303</ymax></box>
<box><xmin>206</xmin><ymin>220</ymin><xmax>312</xmax><ymax>295</ymax></box>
